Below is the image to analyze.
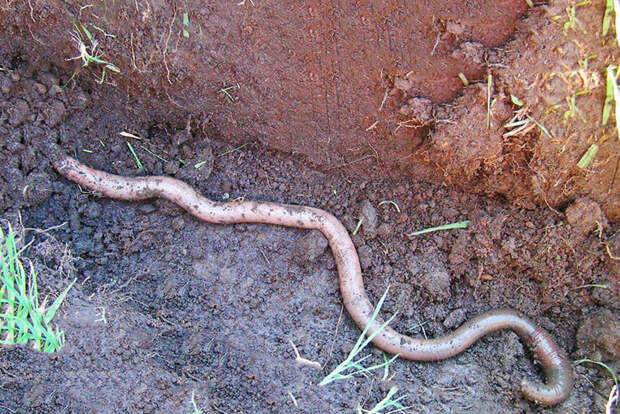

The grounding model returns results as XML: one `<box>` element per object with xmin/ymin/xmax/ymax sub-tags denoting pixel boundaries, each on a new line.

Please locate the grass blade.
<box><xmin>409</xmin><ymin>220</ymin><xmax>471</xmax><ymax>236</ymax></box>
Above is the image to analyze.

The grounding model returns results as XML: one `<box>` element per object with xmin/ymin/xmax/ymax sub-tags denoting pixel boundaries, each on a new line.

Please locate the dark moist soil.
<box><xmin>0</xmin><ymin>61</ymin><xmax>618</xmax><ymax>414</ymax></box>
<box><xmin>0</xmin><ymin>1</ymin><xmax>619</xmax><ymax>414</ymax></box>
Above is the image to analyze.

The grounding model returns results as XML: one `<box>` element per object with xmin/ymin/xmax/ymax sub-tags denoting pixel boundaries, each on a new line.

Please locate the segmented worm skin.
<box><xmin>52</xmin><ymin>155</ymin><xmax>574</xmax><ymax>406</ymax></box>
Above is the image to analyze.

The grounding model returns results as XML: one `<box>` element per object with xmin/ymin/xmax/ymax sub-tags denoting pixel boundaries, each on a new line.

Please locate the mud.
<box><xmin>0</xmin><ymin>0</ymin><xmax>619</xmax><ymax>413</ymax></box>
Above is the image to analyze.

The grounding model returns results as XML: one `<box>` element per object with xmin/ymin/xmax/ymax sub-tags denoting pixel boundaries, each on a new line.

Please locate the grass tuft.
<box><xmin>319</xmin><ymin>286</ymin><xmax>398</xmax><ymax>386</ymax></box>
<box><xmin>66</xmin><ymin>23</ymin><xmax>120</xmax><ymax>85</ymax></box>
<box><xmin>0</xmin><ymin>225</ymin><xmax>75</xmax><ymax>353</ymax></box>
<box><xmin>357</xmin><ymin>386</ymin><xmax>411</xmax><ymax>414</ymax></box>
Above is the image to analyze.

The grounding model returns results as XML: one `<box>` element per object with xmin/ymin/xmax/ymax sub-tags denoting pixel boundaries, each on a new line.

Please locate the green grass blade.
<box><xmin>574</xmin><ymin>358</ymin><xmax>618</xmax><ymax>389</ymax></box>
<box><xmin>603</xmin><ymin>65</ymin><xmax>615</xmax><ymax>125</ymax></box>
<box><xmin>319</xmin><ymin>286</ymin><xmax>399</xmax><ymax>387</ymax></box>
<box><xmin>45</xmin><ymin>278</ymin><xmax>76</xmax><ymax>324</ymax></box>
<box><xmin>577</xmin><ymin>144</ymin><xmax>599</xmax><ymax>169</ymax></box>
<box><xmin>409</xmin><ymin>220</ymin><xmax>471</xmax><ymax>236</ymax></box>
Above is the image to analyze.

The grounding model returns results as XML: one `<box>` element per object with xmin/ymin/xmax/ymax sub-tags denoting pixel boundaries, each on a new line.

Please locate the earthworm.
<box><xmin>51</xmin><ymin>154</ymin><xmax>573</xmax><ymax>406</ymax></box>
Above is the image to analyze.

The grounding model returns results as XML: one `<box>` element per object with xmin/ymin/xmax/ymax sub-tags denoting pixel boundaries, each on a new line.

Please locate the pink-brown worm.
<box><xmin>52</xmin><ymin>155</ymin><xmax>573</xmax><ymax>406</ymax></box>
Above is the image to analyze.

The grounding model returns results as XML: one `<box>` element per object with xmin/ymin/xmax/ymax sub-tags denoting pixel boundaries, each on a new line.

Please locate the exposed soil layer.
<box><xmin>1</xmin><ymin>0</ymin><xmax>618</xmax><ymax>220</ymax></box>
<box><xmin>0</xmin><ymin>0</ymin><xmax>619</xmax><ymax>413</ymax></box>
<box><xmin>0</xmin><ymin>59</ymin><xmax>618</xmax><ymax>413</ymax></box>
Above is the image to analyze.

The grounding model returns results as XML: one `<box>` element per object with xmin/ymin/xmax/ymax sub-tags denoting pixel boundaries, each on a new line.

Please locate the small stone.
<box><xmin>292</xmin><ymin>230</ymin><xmax>328</xmax><ymax>267</ymax></box>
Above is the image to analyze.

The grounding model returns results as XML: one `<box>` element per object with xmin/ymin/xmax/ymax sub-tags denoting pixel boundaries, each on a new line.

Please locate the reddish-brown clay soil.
<box><xmin>2</xmin><ymin>0</ymin><xmax>618</xmax><ymax>218</ymax></box>
<box><xmin>0</xmin><ymin>0</ymin><xmax>618</xmax><ymax>413</ymax></box>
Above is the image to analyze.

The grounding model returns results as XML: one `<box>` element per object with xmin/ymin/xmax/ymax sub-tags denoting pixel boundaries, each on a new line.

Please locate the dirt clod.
<box><xmin>293</xmin><ymin>230</ymin><xmax>328</xmax><ymax>268</ymax></box>
<box><xmin>409</xmin><ymin>250</ymin><xmax>452</xmax><ymax>301</ymax></box>
<box><xmin>360</xmin><ymin>199</ymin><xmax>379</xmax><ymax>239</ymax></box>
<box><xmin>8</xmin><ymin>98</ymin><xmax>29</xmax><ymax>126</ymax></box>
<box><xmin>43</xmin><ymin>100</ymin><xmax>66</xmax><ymax>127</ymax></box>
<box><xmin>443</xmin><ymin>308</ymin><xmax>467</xmax><ymax>329</ymax></box>
<box><xmin>576</xmin><ymin>310</ymin><xmax>620</xmax><ymax>361</ymax></box>
<box><xmin>565</xmin><ymin>197</ymin><xmax>607</xmax><ymax>237</ymax></box>
<box><xmin>22</xmin><ymin>172</ymin><xmax>53</xmax><ymax>207</ymax></box>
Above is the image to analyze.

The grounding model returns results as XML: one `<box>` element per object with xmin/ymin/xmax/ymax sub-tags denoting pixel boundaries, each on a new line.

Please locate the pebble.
<box><xmin>138</xmin><ymin>203</ymin><xmax>158</xmax><ymax>214</ymax></box>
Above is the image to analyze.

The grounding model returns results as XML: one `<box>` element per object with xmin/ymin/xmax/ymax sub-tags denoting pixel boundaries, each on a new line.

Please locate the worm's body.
<box><xmin>52</xmin><ymin>155</ymin><xmax>573</xmax><ymax>406</ymax></box>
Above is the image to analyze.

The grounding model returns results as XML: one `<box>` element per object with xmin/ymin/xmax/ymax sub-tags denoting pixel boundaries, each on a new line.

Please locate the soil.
<box><xmin>0</xmin><ymin>1</ymin><xmax>618</xmax><ymax>413</ymax></box>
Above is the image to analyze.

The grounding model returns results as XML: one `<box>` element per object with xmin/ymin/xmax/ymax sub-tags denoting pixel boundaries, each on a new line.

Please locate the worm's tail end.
<box><xmin>521</xmin><ymin>328</ymin><xmax>574</xmax><ymax>406</ymax></box>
